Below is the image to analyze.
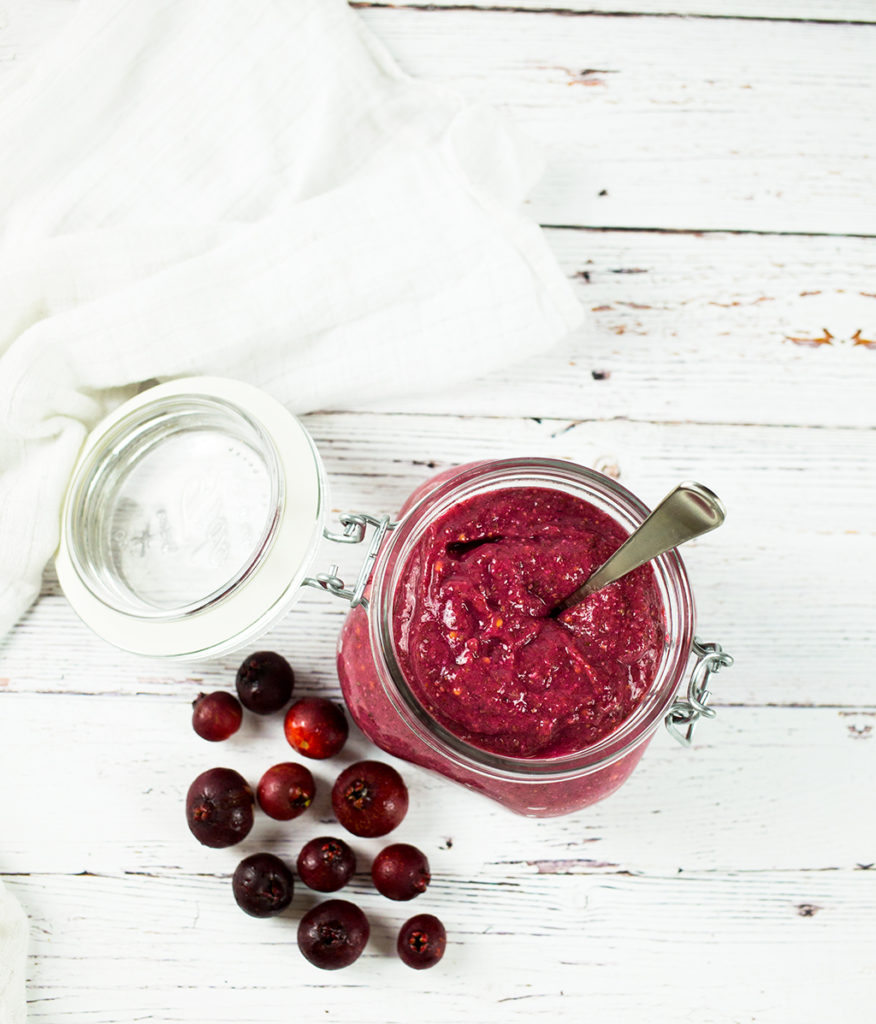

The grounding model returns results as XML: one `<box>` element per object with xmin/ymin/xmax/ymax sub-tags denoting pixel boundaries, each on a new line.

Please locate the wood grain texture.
<box><xmin>1</xmin><ymin>695</ymin><xmax>874</xmax><ymax>1021</ymax></box>
<box><xmin>1</xmin><ymin>3</ymin><xmax>875</xmax><ymax>1023</ymax></box>
<box><xmin>355</xmin><ymin>7</ymin><xmax>876</xmax><ymax>234</ymax></box>
<box><xmin>362</xmin><ymin>229</ymin><xmax>876</xmax><ymax>426</ymax></box>
<box><xmin>1</xmin><ymin>695</ymin><xmax>873</xmax><ymax>875</ymax></box>
<box><xmin>353</xmin><ymin>1</ymin><xmax>876</xmax><ymax>23</ymax></box>
<box><xmin>5</xmin><ymin>867</ymin><xmax>873</xmax><ymax>1022</ymax></box>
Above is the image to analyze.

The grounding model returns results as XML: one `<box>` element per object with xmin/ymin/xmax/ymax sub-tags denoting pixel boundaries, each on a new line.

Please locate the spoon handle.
<box><xmin>552</xmin><ymin>482</ymin><xmax>725</xmax><ymax>616</ymax></box>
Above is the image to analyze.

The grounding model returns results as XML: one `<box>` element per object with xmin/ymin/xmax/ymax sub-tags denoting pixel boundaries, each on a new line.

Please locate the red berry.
<box><xmin>191</xmin><ymin>691</ymin><xmax>242</xmax><ymax>741</ymax></box>
<box><xmin>371</xmin><ymin>843</ymin><xmax>430</xmax><ymax>901</ymax></box>
<box><xmin>185</xmin><ymin>767</ymin><xmax>254</xmax><ymax>848</ymax></box>
<box><xmin>397</xmin><ymin>913</ymin><xmax>446</xmax><ymax>969</ymax></box>
<box><xmin>284</xmin><ymin>697</ymin><xmax>348</xmax><ymax>759</ymax></box>
<box><xmin>297</xmin><ymin>900</ymin><xmax>369</xmax><ymax>970</ymax></box>
<box><xmin>257</xmin><ymin>762</ymin><xmax>315</xmax><ymax>821</ymax></box>
<box><xmin>232</xmin><ymin>853</ymin><xmax>294</xmax><ymax>917</ymax></box>
<box><xmin>235</xmin><ymin>651</ymin><xmax>294</xmax><ymax>715</ymax></box>
<box><xmin>297</xmin><ymin>837</ymin><xmax>356</xmax><ymax>893</ymax></box>
<box><xmin>331</xmin><ymin>761</ymin><xmax>408</xmax><ymax>838</ymax></box>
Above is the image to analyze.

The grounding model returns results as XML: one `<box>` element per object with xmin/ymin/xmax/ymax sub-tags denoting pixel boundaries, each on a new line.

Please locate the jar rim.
<box><xmin>55</xmin><ymin>376</ymin><xmax>327</xmax><ymax>659</ymax></box>
<box><xmin>368</xmin><ymin>458</ymin><xmax>696</xmax><ymax>781</ymax></box>
<box><xmin>63</xmin><ymin>392</ymin><xmax>284</xmax><ymax>621</ymax></box>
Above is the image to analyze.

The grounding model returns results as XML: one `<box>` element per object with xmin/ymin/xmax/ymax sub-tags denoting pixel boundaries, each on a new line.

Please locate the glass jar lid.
<box><xmin>55</xmin><ymin>377</ymin><xmax>326</xmax><ymax>659</ymax></box>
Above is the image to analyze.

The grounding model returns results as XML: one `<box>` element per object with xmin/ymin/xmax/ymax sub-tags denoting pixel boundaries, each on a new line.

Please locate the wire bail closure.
<box><xmin>303</xmin><ymin>513</ymin><xmax>396</xmax><ymax>609</ymax></box>
<box><xmin>665</xmin><ymin>638</ymin><xmax>734</xmax><ymax>747</ymax></box>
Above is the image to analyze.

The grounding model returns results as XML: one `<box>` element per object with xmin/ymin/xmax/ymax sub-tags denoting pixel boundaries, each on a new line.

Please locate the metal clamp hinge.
<box><xmin>303</xmin><ymin>513</ymin><xmax>396</xmax><ymax>610</ymax></box>
<box><xmin>665</xmin><ymin>638</ymin><xmax>734</xmax><ymax>747</ymax></box>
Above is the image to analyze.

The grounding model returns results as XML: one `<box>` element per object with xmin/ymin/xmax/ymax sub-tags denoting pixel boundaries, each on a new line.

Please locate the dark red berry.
<box><xmin>297</xmin><ymin>900</ymin><xmax>369</xmax><ymax>970</ymax></box>
<box><xmin>235</xmin><ymin>651</ymin><xmax>294</xmax><ymax>715</ymax></box>
<box><xmin>283</xmin><ymin>697</ymin><xmax>348</xmax><ymax>759</ymax></box>
<box><xmin>185</xmin><ymin>767</ymin><xmax>254</xmax><ymax>848</ymax></box>
<box><xmin>297</xmin><ymin>837</ymin><xmax>356</xmax><ymax>893</ymax></box>
<box><xmin>331</xmin><ymin>761</ymin><xmax>408</xmax><ymax>838</ymax></box>
<box><xmin>371</xmin><ymin>843</ymin><xmax>430</xmax><ymax>901</ymax></box>
<box><xmin>232</xmin><ymin>852</ymin><xmax>294</xmax><ymax>918</ymax></box>
<box><xmin>397</xmin><ymin>913</ymin><xmax>446</xmax><ymax>969</ymax></box>
<box><xmin>191</xmin><ymin>691</ymin><xmax>242</xmax><ymax>741</ymax></box>
<box><xmin>257</xmin><ymin>762</ymin><xmax>315</xmax><ymax>821</ymax></box>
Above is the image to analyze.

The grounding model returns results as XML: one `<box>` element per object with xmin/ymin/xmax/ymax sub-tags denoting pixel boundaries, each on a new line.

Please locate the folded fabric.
<box><xmin>0</xmin><ymin>880</ymin><xmax>27</xmax><ymax>1024</ymax></box>
<box><xmin>0</xmin><ymin>0</ymin><xmax>582</xmax><ymax>641</ymax></box>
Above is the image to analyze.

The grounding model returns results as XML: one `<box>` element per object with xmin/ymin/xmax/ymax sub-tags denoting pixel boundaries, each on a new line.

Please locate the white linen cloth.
<box><xmin>0</xmin><ymin>0</ymin><xmax>581</xmax><ymax>644</ymax></box>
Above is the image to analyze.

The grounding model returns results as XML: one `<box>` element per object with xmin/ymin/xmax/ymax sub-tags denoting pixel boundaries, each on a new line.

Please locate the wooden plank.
<box><xmin>1</xmin><ymin>698</ymin><xmax>873</xmax><ymax>1021</ymax></box>
<box><xmin>2</xmin><ymin>409</ymin><xmax>874</xmax><ymax>708</ymax></box>
<box><xmin>353</xmin><ymin>8</ymin><xmax>876</xmax><ymax>234</ymax></box>
<box><xmin>354</xmin><ymin>2</ymin><xmax>876</xmax><ymax>24</ymax></box>
<box><xmin>0</xmin><ymin>696</ymin><xmax>872</xmax><ymax>875</ymax></box>
<box><xmin>5</xmin><ymin>866</ymin><xmax>874</xmax><ymax>1022</ymax></box>
<box><xmin>362</xmin><ymin>229</ymin><xmax>876</xmax><ymax>428</ymax></box>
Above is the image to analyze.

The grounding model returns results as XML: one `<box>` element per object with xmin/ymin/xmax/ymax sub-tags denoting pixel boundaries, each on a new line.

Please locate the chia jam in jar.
<box><xmin>338</xmin><ymin>458</ymin><xmax>723</xmax><ymax>818</ymax></box>
<box><xmin>55</xmin><ymin>380</ymin><xmax>730</xmax><ymax>815</ymax></box>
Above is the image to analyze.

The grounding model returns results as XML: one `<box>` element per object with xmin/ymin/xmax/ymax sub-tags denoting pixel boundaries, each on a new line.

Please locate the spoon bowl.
<box><xmin>551</xmin><ymin>481</ymin><xmax>725</xmax><ymax>617</ymax></box>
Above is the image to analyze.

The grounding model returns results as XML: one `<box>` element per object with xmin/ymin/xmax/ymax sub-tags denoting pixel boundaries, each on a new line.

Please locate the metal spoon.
<box><xmin>550</xmin><ymin>481</ymin><xmax>725</xmax><ymax>617</ymax></box>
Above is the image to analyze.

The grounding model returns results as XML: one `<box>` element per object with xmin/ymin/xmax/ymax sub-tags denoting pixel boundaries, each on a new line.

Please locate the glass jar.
<box><xmin>56</xmin><ymin>378</ymin><xmax>731</xmax><ymax>814</ymax></box>
<box><xmin>337</xmin><ymin>458</ymin><xmax>730</xmax><ymax>817</ymax></box>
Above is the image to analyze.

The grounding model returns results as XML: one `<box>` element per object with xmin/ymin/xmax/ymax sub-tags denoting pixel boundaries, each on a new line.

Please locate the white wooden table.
<box><xmin>2</xmin><ymin>2</ymin><xmax>875</xmax><ymax>1021</ymax></box>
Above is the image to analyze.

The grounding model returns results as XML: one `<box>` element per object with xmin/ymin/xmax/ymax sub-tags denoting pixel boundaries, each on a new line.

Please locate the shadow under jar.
<box><xmin>338</xmin><ymin>459</ymin><xmax>717</xmax><ymax>818</ymax></box>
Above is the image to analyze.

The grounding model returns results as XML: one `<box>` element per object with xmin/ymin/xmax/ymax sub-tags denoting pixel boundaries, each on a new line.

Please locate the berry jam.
<box><xmin>337</xmin><ymin>461</ymin><xmax>690</xmax><ymax>817</ymax></box>
<box><xmin>391</xmin><ymin>487</ymin><xmax>664</xmax><ymax>759</ymax></box>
